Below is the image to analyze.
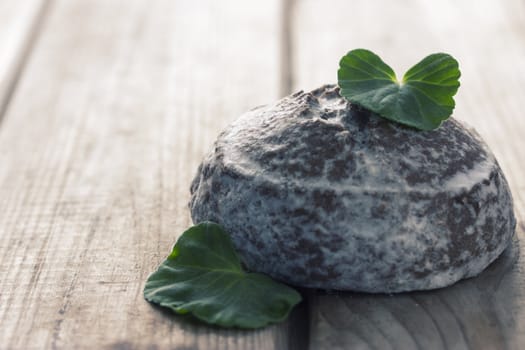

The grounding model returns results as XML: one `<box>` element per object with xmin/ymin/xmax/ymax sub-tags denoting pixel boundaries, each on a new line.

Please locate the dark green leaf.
<box><xmin>338</xmin><ymin>49</ymin><xmax>460</xmax><ymax>130</ymax></box>
<box><xmin>144</xmin><ymin>222</ymin><xmax>302</xmax><ymax>329</ymax></box>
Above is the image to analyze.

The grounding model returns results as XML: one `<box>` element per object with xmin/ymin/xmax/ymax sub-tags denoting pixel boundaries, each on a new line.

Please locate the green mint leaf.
<box><xmin>144</xmin><ymin>222</ymin><xmax>302</xmax><ymax>329</ymax></box>
<box><xmin>337</xmin><ymin>49</ymin><xmax>461</xmax><ymax>130</ymax></box>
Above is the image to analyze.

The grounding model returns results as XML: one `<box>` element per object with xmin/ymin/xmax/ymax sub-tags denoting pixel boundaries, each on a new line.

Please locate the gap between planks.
<box><xmin>279</xmin><ymin>0</ymin><xmax>296</xmax><ymax>97</ymax></box>
<box><xmin>279</xmin><ymin>1</ymin><xmax>312</xmax><ymax>348</ymax></box>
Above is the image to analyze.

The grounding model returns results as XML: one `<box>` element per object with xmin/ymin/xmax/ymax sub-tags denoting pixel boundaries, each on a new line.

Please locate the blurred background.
<box><xmin>2</xmin><ymin>0</ymin><xmax>522</xmax><ymax>214</ymax></box>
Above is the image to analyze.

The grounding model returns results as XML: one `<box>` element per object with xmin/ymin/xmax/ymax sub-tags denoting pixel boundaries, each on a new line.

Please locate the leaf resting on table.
<box><xmin>144</xmin><ymin>221</ymin><xmax>302</xmax><ymax>329</ymax></box>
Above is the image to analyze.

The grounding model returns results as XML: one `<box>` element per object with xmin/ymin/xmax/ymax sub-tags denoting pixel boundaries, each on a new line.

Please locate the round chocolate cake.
<box><xmin>189</xmin><ymin>84</ymin><xmax>516</xmax><ymax>293</ymax></box>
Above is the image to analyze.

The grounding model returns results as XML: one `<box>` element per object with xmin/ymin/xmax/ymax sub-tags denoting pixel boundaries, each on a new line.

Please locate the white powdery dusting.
<box><xmin>444</xmin><ymin>157</ymin><xmax>495</xmax><ymax>192</ymax></box>
<box><xmin>189</xmin><ymin>85</ymin><xmax>516</xmax><ymax>293</ymax></box>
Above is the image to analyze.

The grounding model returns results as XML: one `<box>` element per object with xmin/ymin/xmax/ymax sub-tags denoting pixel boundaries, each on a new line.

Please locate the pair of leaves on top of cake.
<box><xmin>338</xmin><ymin>49</ymin><xmax>461</xmax><ymax>131</ymax></box>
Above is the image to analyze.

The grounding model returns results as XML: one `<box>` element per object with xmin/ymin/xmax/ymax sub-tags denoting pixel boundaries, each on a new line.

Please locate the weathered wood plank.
<box><xmin>292</xmin><ymin>0</ymin><xmax>525</xmax><ymax>348</ymax></box>
<box><xmin>0</xmin><ymin>0</ymin><xmax>305</xmax><ymax>349</ymax></box>
<box><xmin>0</xmin><ymin>0</ymin><xmax>48</xmax><ymax>119</ymax></box>
<box><xmin>308</xmin><ymin>234</ymin><xmax>523</xmax><ymax>350</ymax></box>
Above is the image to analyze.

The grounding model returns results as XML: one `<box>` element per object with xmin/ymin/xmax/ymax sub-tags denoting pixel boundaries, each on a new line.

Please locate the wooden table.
<box><xmin>1</xmin><ymin>0</ymin><xmax>524</xmax><ymax>349</ymax></box>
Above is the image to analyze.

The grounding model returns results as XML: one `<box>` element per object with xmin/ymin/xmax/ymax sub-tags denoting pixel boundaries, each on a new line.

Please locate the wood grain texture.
<box><xmin>292</xmin><ymin>0</ymin><xmax>525</xmax><ymax>349</ymax></box>
<box><xmin>0</xmin><ymin>0</ymin><xmax>309</xmax><ymax>349</ymax></box>
<box><xmin>0</xmin><ymin>0</ymin><xmax>48</xmax><ymax>119</ymax></box>
<box><xmin>3</xmin><ymin>0</ymin><xmax>525</xmax><ymax>349</ymax></box>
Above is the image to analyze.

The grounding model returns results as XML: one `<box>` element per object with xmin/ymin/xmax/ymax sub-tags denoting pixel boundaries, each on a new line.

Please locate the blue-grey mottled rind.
<box><xmin>189</xmin><ymin>85</ymin><xmax>516</xmax><ymax>293</ymax></box>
